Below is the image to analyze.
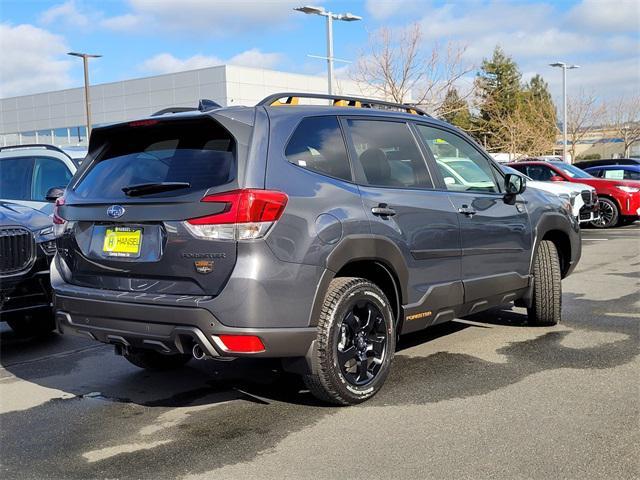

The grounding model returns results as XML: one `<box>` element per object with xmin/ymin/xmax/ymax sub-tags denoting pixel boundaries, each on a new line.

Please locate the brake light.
<box><xmin>52</xmin><ymin>197</ymin><xmax>66</xmax><ymax>236</ymax></box>
<box><xmin>128</xmin><ymin>119</ymin><xmax>159</xmax><ymax>127</ymax></box>
<box><xmin>184</xmin><ymin>189</ymin><xmax>288</xmax><ymax>241</ymax></box>
<box><xmin>217</xmin><ymin>335</ymin><xmax>265</xmax><ymax>353</ymax></box>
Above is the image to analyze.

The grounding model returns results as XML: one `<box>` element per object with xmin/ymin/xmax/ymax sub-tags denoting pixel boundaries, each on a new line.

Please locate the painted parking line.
<box><xmin>582</xmin><ymin>238</ymin><xmax>609</xmax><ymax>241</ymax></box>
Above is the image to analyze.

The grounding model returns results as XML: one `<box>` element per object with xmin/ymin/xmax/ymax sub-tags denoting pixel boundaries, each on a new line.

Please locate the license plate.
<box><xmin>103</xmin><ymin>227</ymin><xmax>142</xmax><ymax>258</ymax></box>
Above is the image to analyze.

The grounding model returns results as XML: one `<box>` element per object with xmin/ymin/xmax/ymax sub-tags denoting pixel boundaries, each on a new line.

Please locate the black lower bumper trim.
<box><xmin>54</xmin><ymin>294</ymin><xmax>317</xmax><ymax>358</ymax></box>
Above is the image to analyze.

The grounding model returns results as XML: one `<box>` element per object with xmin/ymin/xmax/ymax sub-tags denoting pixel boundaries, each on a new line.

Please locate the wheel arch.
<box><xmin>307</xmin><ymin>235</ymin><xmax>409</xmax><ymax>328</ymax></box>
<box><xmin>533</xmin><ymin>213</ymin><xmax>577</xmax><ymax>278</ymax></box>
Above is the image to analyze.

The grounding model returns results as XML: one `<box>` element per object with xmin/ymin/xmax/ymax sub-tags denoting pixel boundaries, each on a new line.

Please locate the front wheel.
<box><xmin>591</xmin><ymin>197</ymin><xmax>619</xmax><ymax>228</ymax></box>
<box><xmin>527</xmin><ymin>240</ymin><xmax>562</xmax><ymax>326</ymax></box>
<box><xmin>303</xmin><ymin>277</ymin><xmax>396</xmax><ymax>405</ymax></box>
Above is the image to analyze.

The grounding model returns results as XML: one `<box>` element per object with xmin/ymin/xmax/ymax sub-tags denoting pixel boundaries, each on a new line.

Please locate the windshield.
<box><xmin>552</xmin><ymin>162</ymin><xmax>593</xmax><ymax>179</ymax></box>
<box><xmin>74</xmin><ymin>120</ymin><xmax>236</xmax><ymax>200</ymax></box>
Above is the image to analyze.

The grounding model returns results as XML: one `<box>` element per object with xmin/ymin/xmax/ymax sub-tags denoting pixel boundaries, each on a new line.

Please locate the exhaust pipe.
<box><xmin>192</xmin><ymin>344</ymin><xmax>206</xmax><ymax>360</ymax></box>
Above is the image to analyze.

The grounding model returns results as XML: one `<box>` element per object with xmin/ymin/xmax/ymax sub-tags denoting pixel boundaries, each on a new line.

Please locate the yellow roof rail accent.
<box><xmin>270</xmin><ymin>96</ymin><xmax>299</xmax><ymax>106</ymax></box>
<box><xmin>333</xmin><ymin>99</ymin><xmax>362</xmax><ymax>107</ymax></box>
<box><xmin>258</xmin><ymin>93</ymin><xmax>431</xmax><ymax>117</ymax></box>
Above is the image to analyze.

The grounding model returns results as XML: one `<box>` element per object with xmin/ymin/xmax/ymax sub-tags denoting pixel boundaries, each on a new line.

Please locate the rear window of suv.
<box><xmin>73</xmin><ymin>119</ymin><xmax>236</xmax><ymax>199</ymax></box>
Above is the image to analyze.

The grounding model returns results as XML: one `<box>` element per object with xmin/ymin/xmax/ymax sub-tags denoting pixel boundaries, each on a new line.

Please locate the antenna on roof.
<box><xmin>198</xmin><ymin>99</ymin><xmax>222</xmax><ymax>112</ymax></box>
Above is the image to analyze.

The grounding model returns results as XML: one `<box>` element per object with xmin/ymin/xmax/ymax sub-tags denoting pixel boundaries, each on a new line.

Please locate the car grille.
<box><xmin>0</xmin><ymin>227</ymin><xmax>35</xmax><ymax>275</ymax></box>
<box><xmin>580</xmin><ymin>190</ymin><xmax>598</xmax><ymax>205</ymax></box>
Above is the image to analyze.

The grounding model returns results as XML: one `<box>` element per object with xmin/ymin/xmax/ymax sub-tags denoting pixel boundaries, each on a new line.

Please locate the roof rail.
<box><xmin>152</xmin><ymin>98</ymin><xmax>223</xmax><ymax>117</ymax></box>
<box><xmin>0</xmin><ymin>144</ymin><xmax>71</xmax><ymax>157</ymax></box>
<box><xmin>257</xmin><ymin>92</ymin><xmax>431</xmax><ymax>117</ymax></box>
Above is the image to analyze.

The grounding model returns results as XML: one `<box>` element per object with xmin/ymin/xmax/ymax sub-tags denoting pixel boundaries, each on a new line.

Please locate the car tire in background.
<box><xmin>591</xmin><ymin>197</ymin><xmax>619</xmax><ymax>228</ymax></box>
<box><xmin>6</xmin><ymin>311</ymin><xmax>56</xmax><ymax>337</ymax></box>
<box><xmin>527</xmin><ymin>240</ymin><xmax>562</xmax><ymax>326</ymax></box>
<box><xmin>123</xmin><ymin>348</ymin><xmax>192</xmax><ymax>371</ymax></box>
<box><xmin>303</xmin><ymin>277</ymin><xmax>396</xmax><ymax>405</ymax></box>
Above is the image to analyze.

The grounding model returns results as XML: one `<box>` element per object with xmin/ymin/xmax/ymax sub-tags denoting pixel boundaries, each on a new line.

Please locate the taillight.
<box><xmin>216</xmin><ymin>335</ymin><xmax>265</xmax><ymax>353</ymax></box>
<box><xmin>52</xmin><ymin>197</ymin><xmax>66</xmax><ymax>237</ymax></box>
<box><xmin>184</xmin><ymin>189</ymin><xmax>288</xmax><ymax>241</ymax></box>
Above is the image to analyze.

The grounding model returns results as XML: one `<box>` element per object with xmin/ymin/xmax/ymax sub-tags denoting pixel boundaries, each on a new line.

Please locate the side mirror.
<box><xmin>504</xmin><ymin>173</ymin><xmax>526</xmax><ymax>195</ymax></box>
<box><xmin>45</xmin><ymin>186</ymin><xmax>65</xmax><ymax>202</ymax></box>
<box><xmin>549</xmin><ymin>175</ymin><xmax>564</xmax><ymax>182</ymax></box>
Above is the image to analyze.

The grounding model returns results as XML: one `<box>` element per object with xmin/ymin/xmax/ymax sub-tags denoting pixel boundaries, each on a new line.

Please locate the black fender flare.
<box><xmin>306</xmin><ymin>235</ymin><xmax>409</xmax><ymax>327</ymax></box>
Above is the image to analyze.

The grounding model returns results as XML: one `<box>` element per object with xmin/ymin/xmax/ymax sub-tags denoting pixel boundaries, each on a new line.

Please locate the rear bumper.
<box><xmin>54</xmin><ymin>293</ymin><xmax>316</xmax><ymax>358</ymax></box>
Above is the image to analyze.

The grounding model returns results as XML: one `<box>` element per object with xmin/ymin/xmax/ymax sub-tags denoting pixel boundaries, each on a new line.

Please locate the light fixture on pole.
<box><xmin>294</xmin><ymin>5</ymin><xmax>362</xmax><ymax>95</ymax></box>
<box><xmin>549</xmin><ymin>62</ymin><xmax>580</xmax><ymax>163</ymax></box>
<box><xmin>68</xmin><ymin>52</ymin><xmax>102</xmax><ymax>141</ymax></box>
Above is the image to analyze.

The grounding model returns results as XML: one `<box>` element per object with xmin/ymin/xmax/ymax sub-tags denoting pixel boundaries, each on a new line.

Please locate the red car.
<box><xmin>508</xmin><ymin>161</ymin><xmax>640</xmax><ymax>228</ymax></box>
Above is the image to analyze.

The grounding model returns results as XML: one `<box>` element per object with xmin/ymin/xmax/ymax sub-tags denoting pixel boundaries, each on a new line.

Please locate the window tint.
<box><xmin>625</xmin><ymin>170</ymin><xmax>640</xmax><ymax>180</ymax></box>
<box><xmin>345</xmin><ymin>120</ymin><xmax>432</xmax><ymax>188</ymax></box>
<box><xmin>74</xmin><ymin>120</ymin><xmax>236</xmax><ymax>199</ymax></box>
<box><xmin>525</xmin><ymin>165</ymin><xmax>555</xmax><ymax>181</ymax></box>
<box><xmin>285</xmin><ymin>116</ymin><xmax>351</xmax><ymax>181</ymax></box>
<box><xmin>416</xmin><ymin>125</ymin><xmax>497</xmax><ymax>193</ymax></box>
<box><xmin>0</xmin><ymin>157</ymin><xmax>34</xmax><ymax>200</ymax></box>
<box><xmin>32</xmin><ymin>157</ymin><xmax>72</xmax><ymax>201</ymax></box>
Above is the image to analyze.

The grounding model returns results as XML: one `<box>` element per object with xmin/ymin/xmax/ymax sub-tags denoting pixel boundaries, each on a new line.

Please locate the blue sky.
<box><xmin>1</xmin><ymin>0</ymin><xmax>638</xmax><ymax>104</ymax></box>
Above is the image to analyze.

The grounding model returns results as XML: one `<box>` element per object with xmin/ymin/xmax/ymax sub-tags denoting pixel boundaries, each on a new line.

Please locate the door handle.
<box><xmin>371</xmin><ymin>204</ymin><xmax>396</xmax><ymax>217</ymax></box>
<box><xmin>458</xmin><ymin>205</ymin><xmax>476</xmax><ymax>217</ymax></box>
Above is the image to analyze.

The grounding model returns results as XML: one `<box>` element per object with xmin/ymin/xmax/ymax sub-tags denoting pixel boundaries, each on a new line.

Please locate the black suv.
<box><xmin>1</xmin><ymin>202</ymin><xmax>57</xmax><ymax>335</ymax></box>
<box><xmin>52</xmin><ymin>93</ymin><xmax>581</xmax><ymax>404</ymax></box>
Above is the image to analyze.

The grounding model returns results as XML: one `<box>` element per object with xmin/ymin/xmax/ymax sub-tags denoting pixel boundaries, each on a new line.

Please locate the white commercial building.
<box><xmin>0</xmin><ymin>65</ymin><xmax>373</xmax><ymax>147</ymax></box>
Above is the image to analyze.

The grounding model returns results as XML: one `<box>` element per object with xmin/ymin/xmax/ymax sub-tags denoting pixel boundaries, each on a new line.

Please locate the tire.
<box><xmin>303</xmin><ymin>277</ymin><xmax>396</xmax><ymax>405</ymax></box>
<box><xmin>123</xmin><ymin>348</ymin><xmax>192</xmax><ymax>371</ymax></box>
<box><xmin>527</xmin><ymin>240</ymin><xmax>562</xmax><ymax>326</ymax></box>
<box><xmin>591</xmin><ymin>197</ymin><xmax>619</xmax><ymax>228</ymax></box>
<box><xmin>6</xmin><ymin>310</ymin><xmax>56</xmax><ymax>337</ymax></box>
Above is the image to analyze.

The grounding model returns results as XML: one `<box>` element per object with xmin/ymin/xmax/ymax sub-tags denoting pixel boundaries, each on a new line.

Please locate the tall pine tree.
<box><xmin>438</xmin><ymin>88</ymin><xmax>473</xmax><ymax>131</ymax></box>
<box><xmin>473</xmin><ymin>46</ymin><xmax>557</xmax><ymax>156</ymax></box>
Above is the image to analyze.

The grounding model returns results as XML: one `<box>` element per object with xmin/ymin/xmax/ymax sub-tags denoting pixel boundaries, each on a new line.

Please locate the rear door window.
<box><xmin>73</xmin><ymin>119</ymin><xmax>236</xmax><ymax>199</ymax></box>
<box><xmin>285</xmin><ymin>116</ymin><xmax>352</xmax><ymax>181</ymax></box>
<box><xmin>32</xmin><ymin>157</ymin><xmax>73</xmax><ymax>200</ymax></box>
<box><xmin>0</xmin><ymin>157</ymin><xmax>34</xmax><ymax>200</ymax></box>
<box><xmin>344</xmin><ymin>119</ymin><xmax>433</xmax><ymax>189</ymax></box>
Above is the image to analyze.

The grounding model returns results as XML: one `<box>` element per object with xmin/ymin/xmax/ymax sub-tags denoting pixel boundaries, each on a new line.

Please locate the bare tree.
<box><xmin>351</xmin><ymin>23</ymin><xmax>473</xmax><ymax>113</ymax></box>
<box><xmin>566</xmin><ymin>91</ymin><xmax>607</xmax><ymax>162</ymax></box>
<box><xmin>606</xmin><ymin>95</ymin><xmax>640</xmax><ymax>157</ymax></box>
<box><xmin>483</xmin><ymin>94</ymin><xmax>557</xmax><ymax>158</ymax></box>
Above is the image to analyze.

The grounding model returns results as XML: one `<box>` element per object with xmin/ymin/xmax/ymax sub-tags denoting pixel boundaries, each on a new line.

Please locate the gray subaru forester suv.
<box><xmin>52</xmin><ymin>93</ymin><xmax>581</xmax><ymax>405</ymax></box>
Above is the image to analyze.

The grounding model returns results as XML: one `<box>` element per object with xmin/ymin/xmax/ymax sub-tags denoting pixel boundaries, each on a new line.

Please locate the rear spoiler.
<box><xmin>152</xmin><ymin>99</ymin><xmax>222</xmax><ymax>116</ymax></box>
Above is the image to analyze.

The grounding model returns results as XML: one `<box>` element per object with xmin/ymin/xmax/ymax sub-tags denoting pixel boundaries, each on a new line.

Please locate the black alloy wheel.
<box><xmin>335</xmin><ymin>300</ymin><xmax>388</xmax><ymax>387</ymax></box>
<box><xmin>591</xmin><ymin>197</ymin><xmax>619</xmax><ymax>228</ymax></box>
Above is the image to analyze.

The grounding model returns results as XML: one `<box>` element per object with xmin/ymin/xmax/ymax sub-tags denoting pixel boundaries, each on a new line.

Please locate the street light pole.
<box><xmin>68</xmin><ymin>52</ymin><xmax>101</xmax><ymax>141</ymax></box>
<box><xmin>326</xmin><ymin>13</ymin><xmax>334</xmax><ymax>95</ymax></box>
<box><xmin>294</xmin><ymin>6</ymin><xmax>362</xmax><ymax>95</ymax></box>
<box><xmin>550</xmin><ymin>62</ymin><xmax>579</xmax><ymax>163</ymax></box>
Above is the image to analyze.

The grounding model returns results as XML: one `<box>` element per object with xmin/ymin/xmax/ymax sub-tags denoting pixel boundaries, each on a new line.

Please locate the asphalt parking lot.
<box><xmin>1</xmin><ymin>224</ymin><xmax>638</xmax><ymax>480</ymax></box>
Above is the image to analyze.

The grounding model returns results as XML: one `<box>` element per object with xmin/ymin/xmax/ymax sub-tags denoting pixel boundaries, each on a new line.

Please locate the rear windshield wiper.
<box><xmin>122</xmin><ymin>182</ymin><xmax>191</xmax><ymax>197</ymax></box>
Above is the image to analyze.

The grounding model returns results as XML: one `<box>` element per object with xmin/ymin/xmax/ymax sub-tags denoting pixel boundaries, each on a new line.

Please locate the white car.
<box><xmin>502</xmin><ymin>166</ymin><xmax>599</xmax><ymax>223</ymax></box>
<box><xmin>0</xmin><ymin>144</ymin><xmax>78</xmax><ymax>214</ymax></box>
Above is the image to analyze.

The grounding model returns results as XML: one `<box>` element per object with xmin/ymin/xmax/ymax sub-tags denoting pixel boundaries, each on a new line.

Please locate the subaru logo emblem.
<box><xmin>107</xmin><ymin>205</ymin><xmax>125</xmax><ymax>219</ymax></box>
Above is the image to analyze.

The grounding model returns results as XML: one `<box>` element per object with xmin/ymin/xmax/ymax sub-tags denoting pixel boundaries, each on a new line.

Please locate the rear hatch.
<box><xmin>56</xmin><ymin>116</ymin><xmax>243</xmax><ymax>296</ymax></box>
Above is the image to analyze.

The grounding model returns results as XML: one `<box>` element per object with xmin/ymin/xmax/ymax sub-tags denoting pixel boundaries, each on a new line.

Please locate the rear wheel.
<box><xmin>6</xmin><ymin>310</ymin><xmax>56</xmax><ymax>337</ymax></box>
<box><xmin>527</xmin><ymin>240</ymin><xmax>562</xmax><ymax>326</ymax></box>
<box><xmin>123</xmin><ymin>348</ymin><xmax>192</xmax><ymax>371</ymax></box>
<box><xmin>303</xmin><ymin>277</ymin><xmax>395</xmax><ymax>405</ymax></box>
<box><xmin>591</xmin><ymin>197</ymin><xmax>619</xmax><ymax>228</ymax></box>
